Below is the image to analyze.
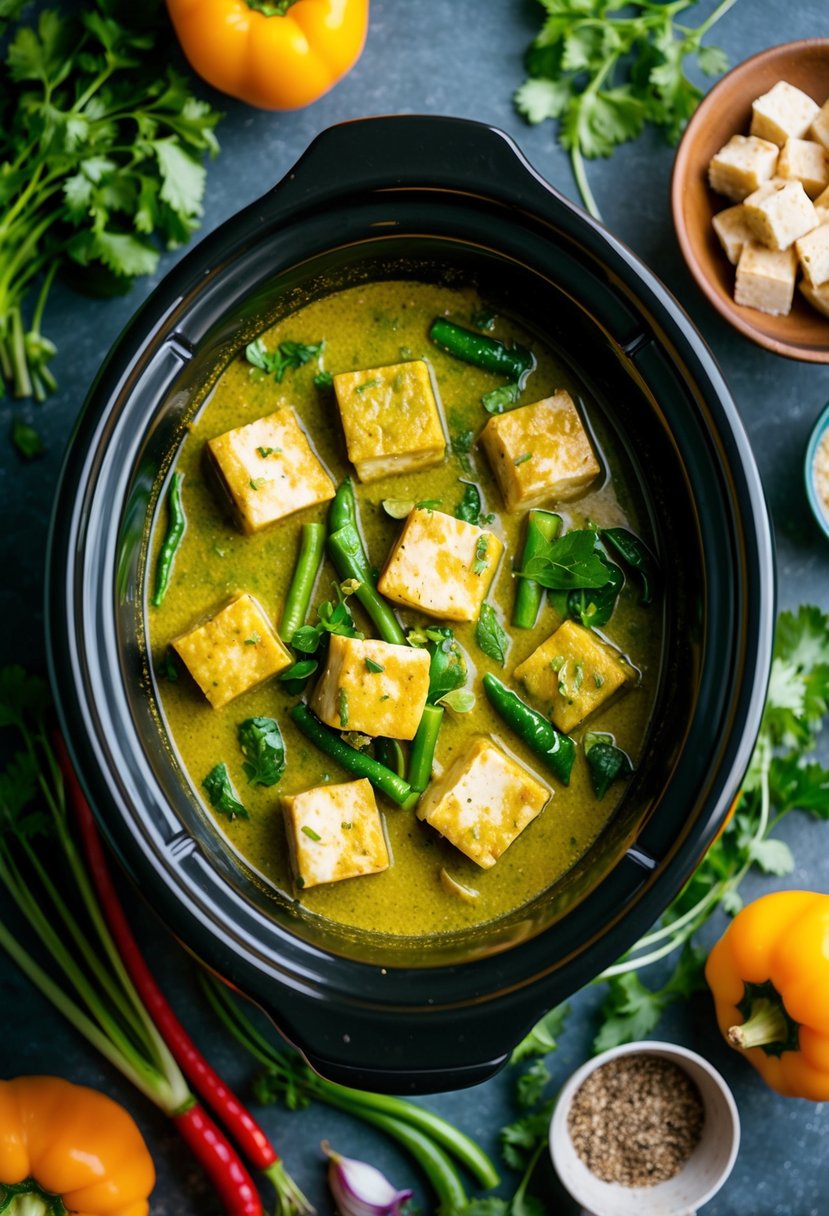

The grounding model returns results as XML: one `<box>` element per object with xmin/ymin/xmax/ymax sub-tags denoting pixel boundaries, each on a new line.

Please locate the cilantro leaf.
<box><xmin>11</xmin><ymin>419</ymin><xmax>43</xmax><ymax>459</ymax></box>
<box><xmin>511</xmin><ymin>1003</ymin><xmax>569</xmax><ymax>1063</ymax></box>
<box><xmin>594</xmin><ymin>943</ymin><xmax>705</xmax><ymax>1053</ymax></box>
<box><xmin>237</xmin><ymin>717</ymin><xmax>286</xmax><ymax>788</ymax></box>
<box><xmin>516</xmin><ymin>1057</ymin><xmax>551</xmax><ymax>1109</ymax></box>
<box><xmin>246</xmin><ymin>338</ymin><xmax>323</xmax><ymax>382</ymax></box>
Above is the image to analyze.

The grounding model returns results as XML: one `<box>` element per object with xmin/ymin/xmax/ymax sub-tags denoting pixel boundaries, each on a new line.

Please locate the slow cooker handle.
<box><xmin>259</xmin><ymin>113</ymin><xmax>576</xmax><ymax>223</ymax></box>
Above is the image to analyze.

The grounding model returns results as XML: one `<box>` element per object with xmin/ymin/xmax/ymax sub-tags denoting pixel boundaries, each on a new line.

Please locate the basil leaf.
<box><xmin>475</xmin><ymin>603</ymin><xmax>509</xmax><ymax>667</ymax></box>
<box><xmin>601</xmin><ymin>527</ymin><xmax>658</xmax><ymax>605</ymax></box>
<box><xmin>521</xmin><ymin>529</ymin><xmax>614</xmax><ymax>591</ymax></box>
<box><xmin>278</xmin><ymin>659</ymin><xmax>318</xmax><ymax>682</ymax></box>
<box><xmin>438</xmin><ymin>688</ymin><xmax>476</xmax><ymax>713</ymax></box>
<box><xmin>426</xmin><ymin>629</ymin><xmax>468</xmax><ymax>702</ymax></box>
<box><xmin>584</xmin><ymin>732</ymin><xmax>634</xmax><ymax>800</ymax></box>
<box><xmin>568</xmin><ymin>559</ymin><xmax>625</xmax><ymax>629</ymax></box>
<box><xmin>202</xmin><ymin>762</ymin><xmax>250</xmax><ymax>818</ymax></box>
<box><xmin>237</xmin><ymin>717</ymin><xmax>286</xmax><ymax>787</ymax></box>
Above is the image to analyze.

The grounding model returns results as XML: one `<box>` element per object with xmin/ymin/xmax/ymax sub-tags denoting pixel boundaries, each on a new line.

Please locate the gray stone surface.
<box><xmin>3</xmin><ymin>0</ymin><xmax>829</xmax><ymax>1212</ymax></box>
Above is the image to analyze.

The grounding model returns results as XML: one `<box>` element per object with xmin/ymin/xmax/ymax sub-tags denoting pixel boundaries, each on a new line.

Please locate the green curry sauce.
<box><xmin>148</xmin><ymin>281</ymin><xmax>661</xmax><ymax>938</ymax></box>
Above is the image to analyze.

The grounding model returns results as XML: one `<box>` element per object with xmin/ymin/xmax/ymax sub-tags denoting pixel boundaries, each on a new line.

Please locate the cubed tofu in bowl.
<box><xmin>333</xmin><ymin>360</ymin><xmax>445</xmax><ymax>482</ymax></box>
<box><xmin>707</xmin><ymin>134</ymin><xmax>779</xmax><ymax>202</ymax></box>
<box><xmin>514</xmin><ymin>619</ymin><xmax>636</xmax><ymax>734</ymax></box>
<box><xmin>310</xmin><ymin>635</ymin><xmax>431</xmax><ymax>741</ymax></box>
<box><xmin>417</xmin><ymin>736</ymin><xmax>549</xmax><ymax>869</ymax></box>
<box><xmin>378</xmin><ymin>507</ymin><xmax>503</xmax><ymax>622</ymax></box>
<box><xmin>206</xmin><ymin>407</ymin><xmax>335</xmax><ymax>534</ymax></box>
<box><xmin>480</xmin><ymin>391</ymin><xmax>601</xmax><ymax>512</ymax></box>
<box><xmin>282</xmin><ymin>778</ymin><xmax>390</xmax><ymax>889</ymax></box>
<box><xmin>750</xmin><ymin>80</ymin><xmax>820</xmax><ymax>146</ymax></box>
<box><xmin>172</xmin><ymin>593</ymin><xmax>292</xmax><ymax>709</ymax></box>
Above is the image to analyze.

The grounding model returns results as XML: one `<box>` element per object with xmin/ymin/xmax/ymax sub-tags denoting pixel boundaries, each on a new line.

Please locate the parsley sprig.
<box><xmin>0</xmin><ymin>1</ymin><xmax>220</xmax><ymax>404</ymax></box>
<box><xmin>515</xmin><ymin>0</ymin><xmax>735</xmax><ymax>218</ymax></box>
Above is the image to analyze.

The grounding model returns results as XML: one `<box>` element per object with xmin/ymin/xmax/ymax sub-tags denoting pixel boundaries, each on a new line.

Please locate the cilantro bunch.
<box><xmin>0</xmin><ymin>0</ymin><xmax>220</xmax><ymax>409</ymax></box>
<box><xmin>515</xmin><ymin>0</ymin><xmax>736</xmax><ymax>218</ymax></box>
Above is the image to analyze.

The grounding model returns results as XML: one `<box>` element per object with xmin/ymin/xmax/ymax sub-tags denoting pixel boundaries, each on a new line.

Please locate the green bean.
<box><xmin>328</xmin><ymin>524</ymin><xmax>406</xmax><ymax>646</ymax></box>
<box><xmin>279</xmin><ymin>522</ymin><xmax>325</xmax><ymax>642</ymax></box>
<box><xmin>408</xmin><ymin>704</ymin><xmax>444</xmax><ymax>792</ymax></box>
<box><xmin>512</xmin><ymin>510</ymin><xmax>561</xmax><ymax>629</ymax></box>
<box><xmin>482</xmin><ymin>673</ymin><xmax>575</xmax><ymax>785</ymax></box>
<box><xmin>429</xmin><ymin>317</ymin><xmax>535</xmax><ymax>383</ymax></box>
<box><xmin>289</xmin><ymin>704</ymin><xmax>417</xmax><ymax>806</ymax></box>
<box><xmin>151</xmin><ymin>472</ymin><xmax>186</xmax><ymax>608</ymax></box>
<box><xmin>328</xmin><ymin>477</ymin><xmax>358</xmax><ymax>533</ymax></box>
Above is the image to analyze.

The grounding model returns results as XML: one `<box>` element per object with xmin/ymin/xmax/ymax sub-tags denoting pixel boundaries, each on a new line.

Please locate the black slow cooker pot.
<box><xmin>46</xmin><ymin>116</ymin><xmax>774</xmax><ymax>1094</ymax></box>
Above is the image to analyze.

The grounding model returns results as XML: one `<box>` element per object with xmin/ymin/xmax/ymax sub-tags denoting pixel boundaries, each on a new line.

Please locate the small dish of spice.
<box><xmin>804</xmin><ymin>400</ymin><xmax>829</xmax><ymax>539</ymax></box>
<box><xmin>549</xmin><ymin>1041</ymin><xmax>739</xmax><ymax>1216</ymax></box>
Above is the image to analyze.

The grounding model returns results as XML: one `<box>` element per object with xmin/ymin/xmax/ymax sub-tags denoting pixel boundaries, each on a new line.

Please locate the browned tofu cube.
<box><xmin>172</xmin><ymin>593</ymin><xmax>292</xmax><ymax>708</ymax></box>
<box><xmin>282</xmin><ymin>778</ymin><xmax>389</xmax><ymax>889</ymax></box>
<box><xmin>778</xmin><ymin>138</ymin><xmax>829</xmax><ymax>198</ymax></box>
<box><xmin>751</xmin><ymin>81</ymin><xmax>820</xmax><ymax>146</ymax></box>
<box><xmin>417</xmin><ymin>737</ymin><xmax>549</xmax><ymax>869</ymax></box>
<box><xmin>743</xmin><ymin>179</ymin><xmax>817</xmax><ymax>251</ymax></box>
<box><xmin>206</xmin><ymin>407</ymin><xmax>335</xmax><ymax>534</ymax></box>
<box><xmin>707</xmin><ymin>135</ymin><xmax>779</xmax><ymax>202</ymax></box>
<box><xmin>480</xmin><ymin>392</ymin><xmax>601</xmax><ymax>512</ymax></box>
<box><xmin>712</xmin><ymin>205</ymin><xmax>755</xmax><ymax>265</ymax></box>
<box><xmin>333</xmin><ymin>360</ymin><xmax>445</xmax><ymax>482</ymax></box>
<box><xmin>796</xmin><ymin>222</ymin><xmax>829</xmax><ymax>286</ymax></box>
<box><xmin>513</xmin><ymin>619</ymin><xmax>634</xmax><ymax>733</ymax></box>
<box><xmin>377</xmin><ymin>507</ymin><xmax>503</xmax><ymax>622</ymax></box>
<box><xmin>734</xmin><ymin>242</ymin><xmax>798</xmax><ymax>316</ymax></box>
<box><xmin>309</xmin><ymin>635</ymin><xmax>430</xmax><ymax>741</ymax></box>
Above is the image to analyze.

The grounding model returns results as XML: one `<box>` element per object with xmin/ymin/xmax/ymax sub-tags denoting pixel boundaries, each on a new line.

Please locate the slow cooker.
<box><xmin>46</xmin><ymin>116</ymin><xmax>774</xmax><ymax>1094</ymax></box>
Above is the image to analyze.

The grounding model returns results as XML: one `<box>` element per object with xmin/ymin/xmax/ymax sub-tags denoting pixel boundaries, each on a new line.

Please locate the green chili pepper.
<box><xmin>408</xmin><ymin>704</ymin><xmax>445</xmax><ymax>792</ymax></box>
<box><xmin>328</xmin><ymin>523</ymin><xmax>406</xmax><ymax>646</ymax></box>
<box><xmin>482</xmin><ymin>673</ymin><xmax>575</xmax><ymax>785</ymax></box>
<box><xmin>429</xmin><ymin>318</ymin><xmax>536</xmax><ymax>384</ymax></box>
<box><xmin>290</xmin><ymin>704</ymin><xmax>417</xmax><ymax>807</ymax></box>
<box><xmin>328</xmin><ymin>477</ymin><xmax>358</xmax><ymax>533</ymax></box>
<box><xmin>601</xmin><ymin>527</ymin><xmax>658</xmax><ymax>605</ymax></box>
<box><xmin>279</xmin><ymin>522</ymin><xmax>325</xmax><ymax>642</ymax></box>
<box><xmin>151</xmin><ymin>471</ymin><xmax>186</xmax><ymax>608</ymax></box>
<box><xmin>512</xmin><ymin>510</ymin><xmax>562</xmax><ymax>629</ymax></box>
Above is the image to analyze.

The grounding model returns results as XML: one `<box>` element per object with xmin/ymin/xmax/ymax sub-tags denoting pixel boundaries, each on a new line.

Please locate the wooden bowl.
<box><xmin>672</xmin><ymin>39</ymin><xmax>829</xmax><ymax>363</ymax></box>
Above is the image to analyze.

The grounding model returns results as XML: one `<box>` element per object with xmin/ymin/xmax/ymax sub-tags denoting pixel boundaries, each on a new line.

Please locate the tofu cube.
<box><xmin>282</xmin><ymin>778</ymin><xmax>389</xmax><ymax>889</ymax></box>
<box><xmin>778</xmin><ymin>138</ymin><xmax>829</xmax><ymax>198</ymax></box>
<box><xmin>815</xmin><ymin>184</ymin><xmax>829</xmax><ymax>209</ymax></box>
<box><xmin>707</xmin><ymin>135</ymin><xmax>779</xmax><ymax>202</ymax></box>
<box><xmin>734</xmin><ymin>242</ymin><xmax>798</xmax><ymax>316</ymax></box>
<box><xmin>750</xmin><ymin>81</ymin><xmax>820</xmax><ymax>146</ymax></box>
<box><xmin>479</xmin><ymin>391</ymin><xmax>601</xmax><ymax>512</ymax></box>
<box><xmin>712</xmin><ymin>205</ymin><xmax>755</xmax><ymax>265</ymax></box>
<box><xmin>309</xmin><ymin>634</ymin><xmax>430</xmax><ymax>741</ymax></box>
<box><xmin>743</xmin><ymin>179</ymin><xmax>817</xmax><ymax>250</ymax></box>
<box><xmin>514</xmin><ymin>619</ymin><xmax>634</xmax><ymax>734</ymax></box>
<box><xmin>333</xmin><ymin>360</ymin><xmax>445</xmax><ymax>483</ymax></box>
<box><xmin>796</xmin><ymin>222</ymin><xmax>829</xmax><ymax>286</ymax></box>
<box><xmin>377</xmin><ymin>507</ymin><xmax>503</xmax><ymax>623</ymax></box>
<box><xmin>172</xmin><ymin>593</ymin><xmax>292</xmax><ymax>709</ymax></box>
<box><xmin>206</xmin><ymin>407</ymin><xmax>335</xmax><ymax>534</ymax></box>
<box><xmin>812</xmin><ymin>100</ymin><xmax>829</xmax><ymax>152</ymax></box>
<box><xmin>417</xmin><ymin>737</ymin><xmax>549</xmax><ymax>869</ymax></box>
<box><xmin>799</xmin><ymin>278</ymin><xmax>829</xmax><ymax>318</ymax></box>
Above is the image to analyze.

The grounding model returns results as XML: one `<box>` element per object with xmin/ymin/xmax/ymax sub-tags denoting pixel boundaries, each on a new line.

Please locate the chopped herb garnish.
<box><xmin>249</xmin><ymin>478</ymin><xmax>265</xmax><ymax>491</ymax></box>
<box><xmin>365</xmin><ymin>658</ymin><xmax>385</xmax><ymax>673</ymax></box>
<box><xmin>380</xmin><ymin>694</ymin><xmax>391</xmax><ymax>702</ymax></box>
<box><xmin>245</xmin><ymin>338</ymin><xmax>323</xmax><ymax>382</ymax></box>
<box><xmin>337</xmin><ymin>689</ymin><xmax>349</xmax><ymax>727</ymax></box>
<box><xmin>574</xmin><ymin>663</ymin><xmax>584</xmax><ymax>691</ymax></box>
<box><xmin>161</xmin><ymin>650</ymin><xmax>178</xmax><ymax>682</ymax></box>
<box><xmin>278</xmin><ymin>659</ymin><xmax>318</xmax><ymax>683</ymax></box>
<box><xmin>11</xmin><ymin>419</ymin><xmax>43</xmax><ymax>460</ymax></box>
<box><xmin>355</xmin><ymin>378</ymin><xmax>380</xmax><ymax>394</ymax></box>
<box><xmin>550</xmin><ymin>655</ymin><xmax>565</xmax><ymax>672</ymax></box>
<box><xmin>473</xmin><ymin>535</ymin><xmax>490</xmax><ymax>576</ymax></box>
<box><xmin>301</xmin><ymin>825</ymin><xmax>321</xmax><ymax>842</ymax></box>
<box><xmin>237</xmin><ymin>717</ymin><xmax>286</xmax><ymax>787</ymax></box>
<box><xmin>595</xmin><ymin>673</ymin><xmax>605</xmax><ymax>688</ymax></box>
<box><xmin>243</xmin><ymin>633</ymin><xmax>261</xmax><ymax>646</ymax></box>
<box><xmin>482</xmin><ymin>382</ymin><xmax>521</xmax><ymax>414</ymax></box>
<box><xmin>472</xmin><ymin>308</ymin><xmax>496</xmax><ymax>331</ymax></box>
<box><xmin>455</xmin><ymin>482</ymin><xmax>482</xmax><ymax>525</ymax></box>
<box><xmin>202</xmin><ymin>762</ymin><xmax>249</xmax><ymax>820</ymax></box>
<box><xmin>256</xmin><ymin>446</ymin><xmax>281</xmax><ymax>458</ymax></box>
<box><xmin>341</xmin><ymin>821</ymin><xmax>353</xmax><ymax>830</ymax></box>
<box><xmin>449</xmin><ymin>427</ymin><xmax>475</xmax><ymax>474</ymax></box>
<box><xmin>314</xmin><ymin>371</ymin><xmax>334</xmax><ymax>388</ymax></box>
<box><xmin>514</xmin><ymin>452</ymin><xmax>533</xmax><ymax>466</ymax></box>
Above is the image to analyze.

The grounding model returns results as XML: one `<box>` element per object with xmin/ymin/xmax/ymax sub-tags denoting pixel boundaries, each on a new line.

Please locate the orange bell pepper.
<box><xmin>706</xmin><ymin>890</ymin><xmax>829</xmax><ymax>1101</ymax></box>
<box><xmin>166</xmin><ymin>0</ymin><xmax>369</xmax><ymax>110</ymax></box>
<box><xmin>0</xmin><ymin>1076</ymin><xmax>155</xmax><ymax>1215</ymax></box>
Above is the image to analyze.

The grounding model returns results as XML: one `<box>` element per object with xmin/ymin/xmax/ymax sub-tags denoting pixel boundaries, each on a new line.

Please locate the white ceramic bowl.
<box><xmin>549</xmin><ymin>1041</ymin><xmax>740</xmax><ymax>1216</ymax></box>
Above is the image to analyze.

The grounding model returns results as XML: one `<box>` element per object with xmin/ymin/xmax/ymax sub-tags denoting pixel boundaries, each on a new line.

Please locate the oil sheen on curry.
<box><xmin>148</xmin><ymin>281</ymin><xmax>662</xmax><ymax>938</ymax></box>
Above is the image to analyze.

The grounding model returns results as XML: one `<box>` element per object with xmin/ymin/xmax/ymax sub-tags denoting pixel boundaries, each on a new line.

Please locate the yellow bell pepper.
<box><xmin>166</xmin><ymin>0</ymin><xmax>369</xmax><ymax>110</ymax></box>
<box><xmin>0</xmin><ymin>1076</ymin><xmax>155</xmax><ymax>1215</ymax></box>
<box><xmin>706</xmin><ymin>889</ymin><xmax>829</xmax><ymax>1101</ymax></box>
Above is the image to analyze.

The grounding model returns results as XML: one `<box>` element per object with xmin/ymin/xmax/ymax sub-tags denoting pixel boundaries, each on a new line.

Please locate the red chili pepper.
<box><xmin>55</xmin><ymin>738</ymin><xmax>277</xmax><ymax>1171</ymax></box>
<box><xmin>175</xmin><ymin>1102</ymin><xmax>264</xmax><ymax>1216</ymax></box>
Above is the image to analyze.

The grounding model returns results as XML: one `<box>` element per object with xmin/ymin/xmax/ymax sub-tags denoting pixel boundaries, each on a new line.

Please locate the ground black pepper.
<box><xmin>567</xmin><ymin>1054</ymin><xmax>705</xmax><ymax>1187</ymax></box>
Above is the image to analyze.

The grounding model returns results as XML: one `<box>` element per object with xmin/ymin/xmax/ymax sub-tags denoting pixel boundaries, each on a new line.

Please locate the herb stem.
<box><xmin>693</xmin><ymin>0</ymin><xmax>740</xmax><ymax>38</ymax></box>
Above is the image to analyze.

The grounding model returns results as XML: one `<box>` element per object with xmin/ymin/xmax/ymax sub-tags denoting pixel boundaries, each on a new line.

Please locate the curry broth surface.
<box><xmin>149</xmin><ymin>281</ymin><xmax>661</xmax><ymax>937</ymax></box>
